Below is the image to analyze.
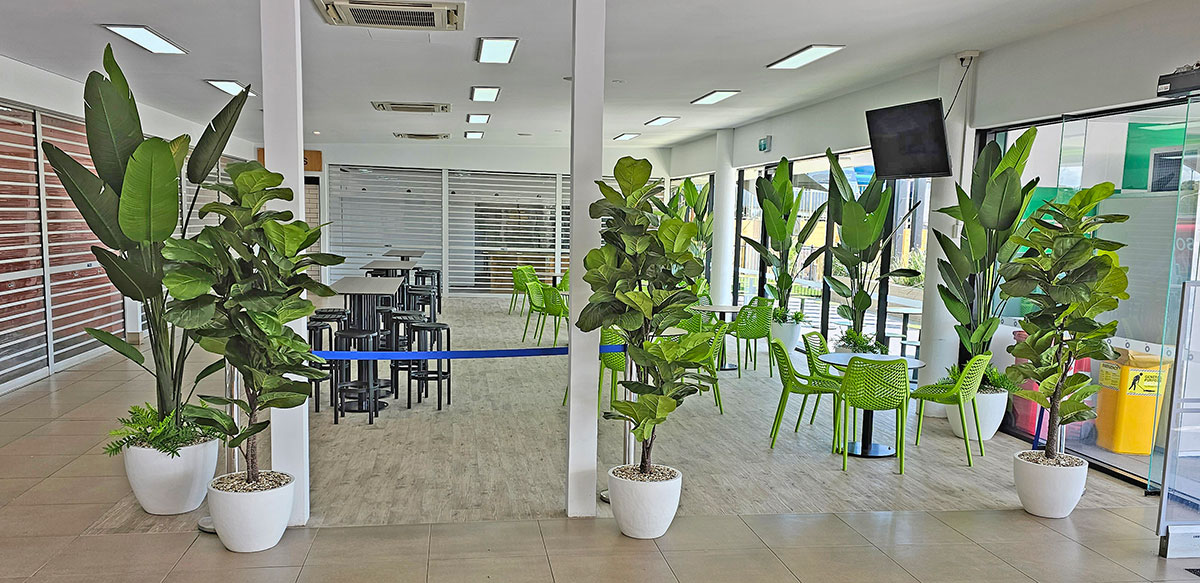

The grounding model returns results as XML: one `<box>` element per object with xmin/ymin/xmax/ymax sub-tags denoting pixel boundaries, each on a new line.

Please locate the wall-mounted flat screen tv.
<box><xmin>865</xmin><ymin>98</ymin><xmax>953</xmax><ymax>179</ymax></box>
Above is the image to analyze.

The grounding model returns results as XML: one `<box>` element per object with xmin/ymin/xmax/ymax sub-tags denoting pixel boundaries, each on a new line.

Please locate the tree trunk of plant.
<box><xmin>1043</xmin><ymin>337</ymin><xmax>1071</xmax><ymax>460</ymax></box>
<box><xmin>245</xmin><ymin>409</ymin><xmax>260</xmax><ymax>483</ymax></box>
<box><xmin>639</xmin><ymin>429</ymin><xmax>655</xmax><ymax>474</ymax></box>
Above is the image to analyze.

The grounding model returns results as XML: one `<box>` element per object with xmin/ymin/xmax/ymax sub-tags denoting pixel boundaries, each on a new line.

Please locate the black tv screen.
<box><xmin>865</xmin><ymin>98</ymin><xmax>953</xmax><ymax>179</ymax></box>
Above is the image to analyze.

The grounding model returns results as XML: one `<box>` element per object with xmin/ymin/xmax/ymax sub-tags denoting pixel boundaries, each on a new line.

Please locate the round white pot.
<box><xmin>1013</xmin><ymin>451</ymin><xmax>1088</xmax><ymax>519</ymax></box>
<box><xmin>207</xmin><ymin>471</ymin><xmax>296</xmax><ymax>552</ymax></box>
<box><xmin>607</xmin><ymin>465</ymin><xmax>682</xmax><ymax>539</ymax></box>
<box><xmin>770</xmin><ymin>322</ymin><xmax>803</xmax><ymax>353</ymax></box>
<box><xmin>923</xmin><ymin>402</ymin><xmax>949</xmax><ymax>418</ymax></box>
<box><xmin>124</xmin><ymin>439</ymin><xmax>219</xmax><ymax>515</ymax></box>
<box><xmin>947</xmin><ymin>392</ymin><xmax>1008</xmax><ymax>441</ymax></box>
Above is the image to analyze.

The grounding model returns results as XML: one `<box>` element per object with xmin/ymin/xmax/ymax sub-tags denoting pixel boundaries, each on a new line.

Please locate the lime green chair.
<box><xmin>523</xmin><ymin>280</ymin><xmax>547</xmax><ymax>343</ymax></box>
<box><xmin>509</xmin><ymin>267</ymin><xmax>529</xmax><ymax>315</ymax></box>
<box><xmin>769</xmin><ymin>338</ymin><xmax>842</xmax><ymax>449</ymax></box>
<box><xmin>562</xmin><ymin>327</ymin><xmax>627</xmax><ymax>410</ymax></box>
<box><xmin>538</xmin><ymin>285</ymin><xmax>570</xmax><ymax>346</ymax></box>
<box><xmin>556</xmin><ymin>268</ymin><xmax>570</xmax><ymax>292</ymax></box>
<box><xmin>798</xmin><ymin>331</ymin><xmax>847</xmax><ymax>442</ymax></box>
<box><xmin>701</xmin><ymin>321</ymin><xmax>731</xmax><ymax>413</ymax></box>
<box><xmin>911</xmin><ymin>352</ymin><xmax>993</xmax><ymax>466</ymax></box>
<box><xmin>733</xmin><ymin>297</ymin><xmax>773</xmax><ymax>378</ymax></box>
<box><xmin>839</xmin><ymin>357</ymin><xmax>911</xmax><ymax>474</ymax></box>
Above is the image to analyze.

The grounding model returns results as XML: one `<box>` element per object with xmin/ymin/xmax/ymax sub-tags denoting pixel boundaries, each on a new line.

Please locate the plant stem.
<box><xmin>245</xmin><ymin>408</ymin><xmax>260</xmax><ymax>483</ymax></box>
<box><xmin>1043</xmin><ymin>330</ymin><xmax>1070</xmax><ymax>459</ymax></box>
<box><xmin>639</xmin><ymin>428</ymin><xmax>655</xmax><ymax>474</ymax></box>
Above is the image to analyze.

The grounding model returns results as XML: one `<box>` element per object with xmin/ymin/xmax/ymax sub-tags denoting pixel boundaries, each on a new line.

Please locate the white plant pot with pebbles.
<box><xmin>124</xmin><ymin>439</ymin><xmax>219</xmax><ymax>515</ymax></box>
<box><xmin>770</xmin><ymin>322</ymin><xmax>804</xmax><ymax>353</ymax></box>
<box><xmin>1013</xmin><ymin>450</ymin><xmax>1088</xmax><ymax>518</ymax></box>
<box><xmin>947</xmin><ymin>391</ymin><xmax>1008</xmax><ymax>441</ymax></box>
<box><xmin>607</xmin><ymin>465</ymin><xmax>682</xmax><ymax>539</ymax></box>
<box><xmin>207</xmin><ymin>470</ymin><xmax>295</xmax><ymax>552</ymax></box>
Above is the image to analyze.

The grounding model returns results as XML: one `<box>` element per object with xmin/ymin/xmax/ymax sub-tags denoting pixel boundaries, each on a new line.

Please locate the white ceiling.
<box><xmin>0</xmin><ymin>0</ymin><xmax>1154</xmax><ymax>149</ymax></box>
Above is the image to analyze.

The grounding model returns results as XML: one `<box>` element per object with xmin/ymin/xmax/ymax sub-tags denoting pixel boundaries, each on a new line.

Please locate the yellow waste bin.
<box><xmin>1095</xmin><ymin>348</ymin><xmax>1170</xmax><ymax>455</ymax></box>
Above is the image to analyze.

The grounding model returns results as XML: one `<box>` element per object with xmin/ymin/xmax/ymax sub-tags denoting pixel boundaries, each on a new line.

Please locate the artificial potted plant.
<box><xmin>934</xmin><ymin>127</ymin><xmax>1041</xmax><ymax>437</ymax></box>
<box><xmin>1001</xmin><ymin>182</ymin><xmax>1128</xmax><ymax>518</ymax></box>
<box><xmin>178</xmin><ymin>161</ymin><xmax>342</xmax><ymax>552</ymax></box>
<box><xmin>41</xmin><ymin>45</ymin><xmax>247</xmax><ymax>515</ymax></box>
<box><xmin>577</xmin><ymin>157</ymin><xmax>714</xmax><ymax>539</ymax></box>
<box><xmin>741</xmin><ymin>158</ymin><xmax>827</xmax><ymax>351</ymax></box>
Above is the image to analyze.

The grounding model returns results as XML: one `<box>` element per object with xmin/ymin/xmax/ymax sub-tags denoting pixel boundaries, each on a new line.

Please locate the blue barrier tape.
<box><xmin>312</xmin><ymin>344</ymin><xmax>625</xmax><ymax>361</ymax></box>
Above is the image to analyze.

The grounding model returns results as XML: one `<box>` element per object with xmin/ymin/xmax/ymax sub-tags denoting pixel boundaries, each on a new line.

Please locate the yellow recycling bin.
<box><xmin>1095</xmin><ymin>348</ymin><xmax>1170</xmax><ymax>455</ymax></box>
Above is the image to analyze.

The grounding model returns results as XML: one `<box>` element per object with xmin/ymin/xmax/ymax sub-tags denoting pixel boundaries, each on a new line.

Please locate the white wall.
<box><xmin>973</xmin><ymin>0</ymin><xmax>1200</xmax><ymax>128</ymax></box>
<box><xmin>670</xmin><ymin>134</ymin><xmax>718</xmax><ymax>178</ymax></box>
<box><xmin>316</xmin><ymin>141</ymin><xmax>669</xmax><ymax>176</ymax></box>
<box><xmin>0</xmin><ymin>54</ymin><xmax>257</xmax><ymax>159</ymax></box>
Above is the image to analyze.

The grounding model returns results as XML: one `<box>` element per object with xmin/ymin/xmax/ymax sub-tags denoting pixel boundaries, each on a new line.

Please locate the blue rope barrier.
<box><xmin>312</xmin><ymin>344</ymin><xmax>625</xmax><ymax>361</ymax></box>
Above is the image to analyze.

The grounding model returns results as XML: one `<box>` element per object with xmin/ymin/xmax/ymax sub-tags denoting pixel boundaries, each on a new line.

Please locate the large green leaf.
<box><xmin>971</xmin><ymin>141</ymin><xmax>1001</xmax><ymax>204</ymax></box>
<box><xmin>165</xmin><ymin>295</ymin><xmax>217</xmax><ymax>328</ymax></box>
<box><xmin>613</xmin><ymin>156</ymin><xmax>652</xmax><ymax>196</ymax></box>
<box><xmin>262</xmin><ymin>220</ymin><xmax>308</xmax><ymax>257</ymax></box>
<box><xmin>167</xmin><ymin>134</ymin><xmax>190</xmax><ymax>173</ymax></box>
<box><xmin>937</xmin><ymin>285</ymin><xmax>973</xmax><ymax>327</ymax></box>
<box><xmin>187</xmin><ymin>88</ymin><xmax>249</xmax><ymax>184</ymax></box>
<box><xmin>92</xmin><ymin>246</ymin><xmax>159</xmax><ymax>300</ymax></box>
<box><xmin>979</xmin><ymin>167</ymin><xmax>1022</xmax><ymax>230</ymax></box>
<box><xmin>161</xmin><ymin>238</ymin><xmax>217</xmax><ymax>268</ymax></box>
<box><xmin>162</xmin><ymin>264</ymin><xmax>216</xmax><ymax>301</ymax></box>
<box><xmin>993</xmin><ymin>126</ymin><xmax>1037</xmax><ymax>180</ymax></box>
<box><xmin>40</xmin><ymin>142</ymin><xmax>133</xmax><ymax>250</ymax></box>
<box><xmin>839</xmin><ymin>200</ymin><xmax>872</xmax><ymax>251</ymax></box>
<box><xmin>84</xmin><ymin>47</ymin><xmax>143</xmax><ymax>194</ymax></box>
<box><xmin>119</xmin><ymin>138</ymin><xmax>179</xmax><ymax>242</ymax></box>
<box><xmin>85</xmin><ymin>327</ymin><xmax>144</xmax><ymax>365</ymax></box>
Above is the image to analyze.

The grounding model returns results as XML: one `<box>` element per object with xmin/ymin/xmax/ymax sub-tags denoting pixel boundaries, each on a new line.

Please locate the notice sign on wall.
<box><xmin>256</xmin><ymin>148</ymin><xmax>323</xmax><ymax>172</ymax></box>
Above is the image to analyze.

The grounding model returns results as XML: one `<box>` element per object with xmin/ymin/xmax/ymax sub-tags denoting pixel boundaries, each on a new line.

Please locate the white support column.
<box><xmin>918</xmin><ymin>54</ymin><xmax>979</xmax><ymax>401</ymax></box>
<box><xmin>565</xmin><ymin>0</ymin><xmax>604</xmax><ymax>518</ymax></box>
<box><xmin>260</xmin><ymin>0</ymin><xmax>309</xmax><ymax>525</ymax></box>
<box><xmin>710</xmin><ymin>129</ymin><xmax>736</xmax><ymax>306</ymax></box>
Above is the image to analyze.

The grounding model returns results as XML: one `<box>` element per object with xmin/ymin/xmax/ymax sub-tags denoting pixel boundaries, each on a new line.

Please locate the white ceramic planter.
<box><xmin>1013</xmin><ymin>451</ymin><xmax>1088</xmax><ymax>518</ymax></box>
<box><xmin>124</xmin><ymin>439</ymin><xmax>219</xmax><ymax>515</ymax></box>
<box><xmin>947</xmin><ymin>392</ymin><xmax>1008</xmax><ymax>441</ymax></box>
<box><xmin>207</xmin><ymin>471</ymin><xmax>296</xmax><ymax>552</ymax></box>
<box><xmin>607</xmin><ymin>465</ymin><xmax>682</xmax><ymax>539</ymax></box>
<box><xmin>770</xmin><ymin>322</ymin><xmax>803</xmax><ymax>353</ymax></box>
<box><xmin>923</xmin><ymin>402</ymin><xmax>949</xmax><ymax>418</ymax></box>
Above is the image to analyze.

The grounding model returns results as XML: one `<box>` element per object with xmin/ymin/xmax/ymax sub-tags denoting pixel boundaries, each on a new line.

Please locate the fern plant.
<box><xmin>104</xmin><ymin>404</ymin><xmax>218</xmax><ymax>457</ymax></box>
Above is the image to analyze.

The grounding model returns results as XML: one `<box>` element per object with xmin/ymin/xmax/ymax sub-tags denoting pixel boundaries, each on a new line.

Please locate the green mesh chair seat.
<box><xmin>769</xmin><ymin>338</ymin><xmax>842</xmax><ymax>449</ymax></box>
<box><xmin>523</xmin><ymin>281</ymin><xmax>548</xmax><ymax>343</ymax></box>
<box><xmin>733</xmin><ymin>297</ymin><xmax>773</xmax><ymax>377</ymax></box>
<box><xmin>509</xmin><ymin>267</ymin><xmax>530</xmax><ymax>315</ymax></box>
<box><xmin>701</xmin><ymin>322</ymin><xmax>731</xmax><ymax>413</ymax></box>
<box><xmin>839</xmin><ymin>357</ymin><xmax>911</xmax><ymax>474</ymax></box>
<box><xmin>912</xmin><ymin>352</ymin><xmax>993</xmax><ymax>467</ymax></box>
<box><xmin>539</xmin><ymin>285</ymin><xmax>570</xmax><ymax>346</ymax></box>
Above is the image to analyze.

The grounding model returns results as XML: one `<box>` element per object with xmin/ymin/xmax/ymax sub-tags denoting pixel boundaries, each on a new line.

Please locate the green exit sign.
<box><xmin>758</xmin><ymin>136</ymin><xmax>772</xmax><ymax>152</ymax></box>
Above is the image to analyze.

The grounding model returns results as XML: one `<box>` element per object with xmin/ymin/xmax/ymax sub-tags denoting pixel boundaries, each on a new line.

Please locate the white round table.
<box><xmin>817</xmin><ymin>352</ymin><xmax>924</xmax><ymax>458</ymax></box>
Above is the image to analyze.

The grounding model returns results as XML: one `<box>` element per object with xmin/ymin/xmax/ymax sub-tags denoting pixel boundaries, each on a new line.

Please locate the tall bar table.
<box><xmin>330</xmin><ymin>276</ymin><xmax>407</xmax><ymax>414</ymax></box>
<box><xmin>382</xmin><ymin>248</ymin><xmax>426</xmax><ymax>261</ymax></box>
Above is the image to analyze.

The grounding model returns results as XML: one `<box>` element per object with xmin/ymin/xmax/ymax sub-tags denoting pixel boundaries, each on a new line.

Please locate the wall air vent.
<box><xmin>314</xmin><ymin>1</ymin><xmax>465</xmax><ymax>31</ymax></box>
<box><xmin>371</xmin><ymin>101</ymin><xmax>452</xmax><ymax>113</ymax></box>
<box><xmin>393</xmin><ymin>133</ymin><xmax>451</xmax><ymax>140</ymax></box>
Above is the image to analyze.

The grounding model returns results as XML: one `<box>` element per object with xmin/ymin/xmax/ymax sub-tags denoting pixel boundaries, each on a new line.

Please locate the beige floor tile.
<box><xmin>304</xmin><ymin>524</ymin><xmax>429</xmax><ymax>565</ymax></box>
<box><xmin>297</xmin><ymin>561</ymin><xmax>427</xmax><ymax>583</ymax></box>
<box><xmin>0</xmin><ymin>434</ymin><xmax>104</xmax><ymax>456</ymax></box>
<box><xmin>165</xmin><ymin>566</ymin><xmax>301</xmax><ymax>583</ymax></box>
<box><xmin>38</xmin><ymin>532</ymin><xmax>197</xmax><ymax>576</ymax></box>
<box><xmin>549</xmin><ymin>552</ymin><xmax>677</xmax><ymax>582</ymax></box>
<box><xmin>742</xmin><ymin>513</ymin><xmax>870</xmax><ymax>547</ymax></box>
<box><xmin>0</xmin><ymin>535</ymin><xmax>75</xmax><ymax>578</ymax></box>
<box><xmin>51</xmin><ymin>454</ymin><xmax>125</xmax><ymax>477</ymax></box>
<box><xmin>0</xmin><ymin>478</ymin><xmax>38</xmax><ymax>505</ymax></box>
<box><xmin>0</xmin><ymin>503</ymin><xmax>110</xmax><ymax>537</ymax></box>
<box><xmin>427</xmin><ymin>556</ymin><xmax>552</xmax><ymax>583</ymax></box>
<box><xmin>11</xmin><ymin>476</ymin><xmax>130</xmax><ymax>505</ymax></box>
<box><xmin>1083</xmin><ymin>538</ymin><xmax>1200</xmax><ymax>581</ymax></box>
<box><xmin>1105</xmin><ymin>506</ymin><xmax>1159</xmax><ymax>530</ymax></box>
<box><xmin>25</xmin><ymin>573</ymin><xmax>165</xmax><ymax>583</ymax></box>
<box><xmin>175</xmin><ymin>529</ymin><xmax>316</xmax><ymax>570</ymax></box>
<box><xmin>0</xmin><ymin>420</ymin><xmax>44</xmax><ymax>438</ymax></box>
<box><xmin>429</xmin><ymin>520</ymin><xmax>545</xmax><ymax>559</ymax></box>
<box><xmin>0</xmin><ymin>454</ymin><xmax>74</xmax><ymax>478</ymax></box>
<box><xmin>0</xmin><ymin>396</ymin><xmax>97</xmax><ymax>420</ymax></box>
<box><xmin>881</xmin><ymin>543</ymin><xmax>1033</xmax><ymax>582</ymax></box>
<box><xmin>1034</xmin><ymin>507</ymin><xmax>1157</xmax><ymax>542</ymax></box>
<box><xmin>929</xmin><ymin>509</ymin><xmax>1073</xmax><ymax>543</ymax></box>
<box><xmin>773</xmin><ymin>545</ymin><xmax>918</xmax><ymax>583</ymax></box>
<box><xmin>81</xmin><ymin>370</ymin><xmax>143</xmax><ymax>382</ymax></box>
<box><xmin>653</xmin><ymin>515</ymin><xmax>765</xmax><ymax>551</ymax></box>
<box><xmin>60</xmin><ymin>401</ymin><xmax>143</xmax><ymax>421</ymax></box>
<box><xmin>982</xmin><ymin>539</ymin><xmax>1145</xmax><ymax>582</ymax></box>
<box><xmin>30</xmin><ymin>420</ymin><xmax>118</xmax><ymax>437</ymax></box>
<box><xmin>662</xmin><ymin>548</ymin><xmax>798</xmax><ymax>583</ymax></box>
<box><xmin>836</xmin><ymin>511</ymin><xmax>971</xmax><ymax>545</ymax></box>
<box><xmin>538</xmin><ymin>518</ymin><xmax>659</xmax><ymax>555</ymax></box>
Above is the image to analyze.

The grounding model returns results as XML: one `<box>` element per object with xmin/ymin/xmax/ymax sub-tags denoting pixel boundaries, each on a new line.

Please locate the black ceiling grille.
<box><xmin>348</xmin><ymin>7</ymin><xmax>436</xmax><ymax>28</ymax></box>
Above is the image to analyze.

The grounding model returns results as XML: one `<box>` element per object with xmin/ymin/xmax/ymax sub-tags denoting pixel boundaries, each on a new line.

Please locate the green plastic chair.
<box><xmin>701</xmin><ymin>321</ymin><xmax>731</xmax><ymax>413</ymax></box>
<box><xmin>523</xmin><ymin>280</ymin><xmax>547</xmax><ymax>343</ymax></box>
<box><xmin>839</xmin><ymin>357</ymin><xmax>911</xmax><ymax>474</ymax></box>
<box><xmin>732</xmin><ymin>297</ymin><xmax>773</xmax><ymax>377</ymax></box>
<box><xmin>556</xmin><ymin>268</ymin><xmax>570</xmax><ymax>292</ymax></box>
<box><xmin>769</xmin><ymin>338</ymin><xmax>842</xmax><ymax>449</ymax></box>
<box><xmin>538</xmin><ymin>285</ymin><xmax>570</xmax><ymax>346</ymax></box>
<box><xmin>911</xmin><ymin>352</ymin><xmax>993</xmax><ymax>466</ymax></box>
<box><xmin>562</xmin><ymin>327</ymin><xmax>627</xmax><ymax>410</ymax></box>
<box><xmin>509</xmin><ymin>267</ymin><xmax>530</xmax><ymax>315</ymax></box>
<box><xmin>798</xmin><ymin>331</ymin><xmax>848</xmax><ymax>443</ymax></box>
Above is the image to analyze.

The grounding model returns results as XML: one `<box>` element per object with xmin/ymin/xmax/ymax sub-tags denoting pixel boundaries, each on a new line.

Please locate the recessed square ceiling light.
<box><xmin>471</xmin><ymin>86</ymin><xmax>501</xmax><ymax>102</ymax></box>
<box><xmin>102</xmin><ymin>25</ymin><xmax>187</xmax><ymax>54</ymax></box>
<box><xmin>464</xmin><ymin>131</ymin><xmax>485</xmax><ymax>139</ymax></box>
<box><xmin>691</xmin><ymin>90</ymin><xmax>740</xmax><ymax>105</ymax></box>
<box><xmin>205</xmin><ymin>80</ymin><xmax>256</xmax><ymax>97</ymax></box>
<box><xmin>645</xmin><ymin>116</ymin><xmax>680</xmax><ymax>126</ymax></box>
<box><xmin>467</xmin><ymin>113</ymin><xmax>491</xmax><ymax>124</ymax></box>
<box><xmin>476</xmin><ymin>38</ymin><xmax>519</xmax><ymax>64</ymax></box>
<box><xmin>766</xmin><ymin>44</ymin><xmax>845</xmax><ymax>70</ymax></box>
<box><xmin>613</xmin><ymin>133</ymin><xmax>640</xmax><ymax>141</ymax></box>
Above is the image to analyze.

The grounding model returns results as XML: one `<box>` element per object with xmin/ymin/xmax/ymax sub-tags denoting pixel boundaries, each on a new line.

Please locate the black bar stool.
<box><xmin>333</xmin><ymin>329</ymin><xmax>383</xmax><ymax>424</ymax></box>
<box><xmin>309</xmin><ymin>308</ymin><xmax>348</xmax><ymax>412</ymax></box>
<box><xmin>385</xmin><ymin>310</ymin><xmax>427</xmax><ymax>408</ymax></box>
<box><xmin>408</xmin><ymin>321</ymin><xmax>451</xmax><ymax>410</ymax></box>
<box><xmin>406</xmin><ymin>285</ymin><xmax>438</xmax><ymax>322</ymax></box>
<box><xmin>414</xmin><ymin>268</ymin><xmax>443</xmax><ymax>315</ymax></box>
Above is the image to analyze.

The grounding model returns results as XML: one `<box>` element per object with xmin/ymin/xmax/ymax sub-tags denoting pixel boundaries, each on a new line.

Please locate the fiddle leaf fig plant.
<box><xmin>656</xmin><ymin>177</ymin><xmax>714</xmax><ymax>261</ymax></box>
<box><xmin>577</xmin><ymin>156</ymin><xmax>713</xmax><ymax>475</ymax></box>
<box><xmin>1001</xmin><ymin>182</ymin><xmax>1129</xmax><ymax>459</ymax></box>
<box><xmin>40</xmin><ymin>45</ymin><xmax>247</xmax><ymax>453</ymax></box>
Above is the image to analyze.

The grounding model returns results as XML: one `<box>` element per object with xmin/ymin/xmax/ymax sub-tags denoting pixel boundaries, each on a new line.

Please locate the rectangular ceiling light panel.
<box><xmin>767</xmin><ymin>44</ymin><xmax>844</xmax><ymax>69</ymax></box>
<box><xmin>471</xmin><ymin>86</ymin><xmax>501</xmax><ymax>102</ymax></box>
<box><xmin>477</xmin><ymin>38</ymin><xmax>518</xmax><ymax>64</ymax></box>
<box><xmin>464</xmin><ymin>131</ymin><xmax>485</xmax><ymax>139</ymax></box>
<box><xmin>103</xmin><ymin>25</ymin><xmax>187</xmax><ymax>54</ymax></box>
<box><xmin>206</xmin><ymin>80</ymin><xmax>256</xmax><ymax>97</ymax></box>
<box><xmin>466</xmin><ymin>113</ymin><xmax>491</xmax><ymax>124</ymax></box>
<box><xmin>645</xmin><ymin>116</ymin><xmax>679</xmax><ymax>126</ymax></box>
<box><xmin>613</xmin><ymin>133</ymin><xmax>640</xmax><ymax>141</ymax></box>
<box><xmin>691</xmin><ymin>90</ymin><xmax>740</xmax><ymax>105</ymax></box>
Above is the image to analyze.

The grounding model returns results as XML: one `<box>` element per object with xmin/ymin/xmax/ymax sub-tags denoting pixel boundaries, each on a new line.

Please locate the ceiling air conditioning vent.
<box><xmin>371</xmin><ymin>101</ymin><xmax>452</xmax><ymax>113</ymax></box>
<box><xmin>314</xmin><ymin>1</ymin><xmax>465</xmax><ymax>31</ymax></box>
<box><xmin>393</xmin><ymin>132</ymin><xmax>451</xmax><ymax>140</ymax></box>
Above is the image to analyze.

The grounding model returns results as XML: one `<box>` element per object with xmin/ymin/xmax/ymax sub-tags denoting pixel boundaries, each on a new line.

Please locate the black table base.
<box><xmin>845</xmin><ymin>441</ymin><xmax>896</xmax><ymax>458</ymax></box>
<box><xmin>340</xmin><ymin>400</ymin><xmax>389</xmax><ymax>413</ymax></box>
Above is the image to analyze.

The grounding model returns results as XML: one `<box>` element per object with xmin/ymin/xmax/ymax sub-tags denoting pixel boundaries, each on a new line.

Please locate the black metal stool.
<box><xmin>385</xmin><ymin>310</ymin><xmax>427</xmax><ymax>408</ymax></box>
<box><xmin>309</xmin><ymin>308</ymin><xmax>348</xmax><ymax>412</ymax></box>
<box><xmin>414</xmin><ymin>268</ymin><xmax>443</xmax><ymax>315</ymax></box>
<box><xmin>408</xmin><ymin>321</ymin><xmax>451</xmax><ymax>410</ymax></box>
<box><xmin>406</xmin><ymin>285</ymin><xmax>438</xmax><ymax>322</ymax></box>
<box><xmin>333</xmin><ymin>329</ymin><xmax>384</xmax><ymax>424</ymax></box>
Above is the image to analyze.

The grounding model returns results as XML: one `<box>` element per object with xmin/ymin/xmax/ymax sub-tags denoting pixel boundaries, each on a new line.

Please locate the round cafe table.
<box><xmin>817</xmin><ymin>352</ymin><xmax>925</xmax><ymax>459</ymax></box>
<box><xmin>691</xmin><ymin>304</ymin><xmax>741</xmax><ymax>371</ymax></box>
